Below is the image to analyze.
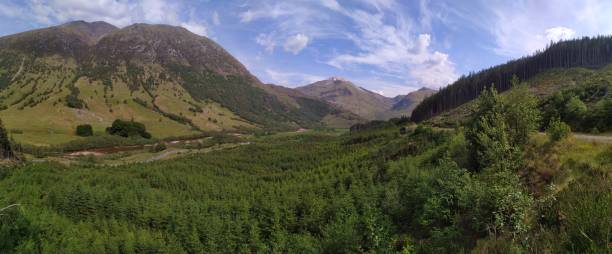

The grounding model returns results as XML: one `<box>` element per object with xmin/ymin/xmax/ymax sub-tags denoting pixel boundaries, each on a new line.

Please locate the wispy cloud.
<box><xmin>456</xmin><ymin>0</ymin><xmax>612</xmax><ymax>57</ymax></box>
<box><xmin>284</xmin><ymin>34</ymin><xmax>309</xmax><ymax>54</ymax></box>
<box><xmin>241</xmin><ymin>0</ymin><xmax>458</xmax><ymax>89</ymax></box>
<box><xmin>324</xmin><ymin>3</ymin><xmax>458</xmax><ymax>88</ymax></box>
<box><xmin>265</xmin><ymin>69</ymin><xmax>325</xmax><ymax>87</ymax></box>
<box><xmin>212</xmin><ymin>11</ymin><xmax>220</xmax><ymax>26</ymax></box>
<box><xmin>256</xmin><ymin>33</ymin><xmax>277</xmax><ymax>53</ymax></box>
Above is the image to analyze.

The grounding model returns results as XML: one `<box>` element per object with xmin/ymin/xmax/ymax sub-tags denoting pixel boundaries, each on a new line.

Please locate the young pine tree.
<box><xmin>0</xmin><ymin>119</ymin><xmax>15</xmax><ymax>159</ymax></box>
<box><xmin>466</xmin><ymin>86</ymin><xmax>521</xmax><ymax>172</ymax></box>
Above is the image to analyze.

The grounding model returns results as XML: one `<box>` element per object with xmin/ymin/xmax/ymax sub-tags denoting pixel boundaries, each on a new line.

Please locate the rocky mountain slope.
<box><xmin>0</xmin><ymin>21</ymin><xmax>357</xmax><ymax>145</ymax></box>
<box><xmin>297</xmin><ymin>77</ymin><xmax>435</xmax><ymax>120</ymax></box>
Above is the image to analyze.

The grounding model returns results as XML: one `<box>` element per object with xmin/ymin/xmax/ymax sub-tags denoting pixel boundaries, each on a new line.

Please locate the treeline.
<box><xmin>412</xmin><ymin>35</ymin><xmax>612</xmax><ymax>122</ymax></box>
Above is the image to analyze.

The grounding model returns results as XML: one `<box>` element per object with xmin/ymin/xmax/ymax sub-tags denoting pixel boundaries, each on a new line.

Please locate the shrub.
<box><xmin>106</xmin><ymin>119</ymin><xmax>152</xmax><ymax>139</ymax></box>
<box><xmin>65</xmin><ymin>86</ymin><xmax>85</xmax><ymax>109</ymax></box>
<box><xmin>546</xmin><ymin>118</ymin><xmax>571</xmax><ymax>143</ymax></box>
<box><xmin>75</xmin><ymin>124</ymin><xmax>93</xmax><ymax>137</ymax></box>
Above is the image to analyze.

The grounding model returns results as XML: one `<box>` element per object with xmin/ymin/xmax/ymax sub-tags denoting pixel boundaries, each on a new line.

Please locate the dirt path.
<box><xmin>574</xmin><ymin>134</ymin><xmax>612</xmax><ymax>143</ymax></box>
<box><xmin>144</xmin><ymin>149</ymin><xmax>185</xmax><ymax>162</ymax></box>
<box><xmin>10</xmin><ymin>57</ymin><xmax>25</xmax><ymax>82</ymax></box>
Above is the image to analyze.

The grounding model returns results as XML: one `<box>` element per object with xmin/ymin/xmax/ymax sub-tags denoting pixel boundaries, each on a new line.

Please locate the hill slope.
<box><xmin>0</xmin><ymin>21</ymin><xmax>355</xmax><ymax>145</ymax></box>
<box><xmin>412</xmin><ymin>36</ymin><xmax>612</xmax><ymax>122</ymax></box>
<box><xmin>425</xmin><ymin>64</ymin><xmax>612</xmax><ymax>131</ymax></box>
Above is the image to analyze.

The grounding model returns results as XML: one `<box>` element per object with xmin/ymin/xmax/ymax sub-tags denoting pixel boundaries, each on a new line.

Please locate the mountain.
<box><xmin>411</xmin><ymin>36</ymin><xmax>612</xmax><ymax>122</ymax></box>
<box><xmin>297</xmin><ymin>77</ymin><xmax>434</xmax><ymax>120</ymax></box>
<box><xmin>387</xmin><ymin>87</ymin><xmax>436</xmax><ymax>118</ymax></box>
<box><xmin>0</xmin><ymin>21</ymin><xmax>356</xmax><ymax>145</ymax></box>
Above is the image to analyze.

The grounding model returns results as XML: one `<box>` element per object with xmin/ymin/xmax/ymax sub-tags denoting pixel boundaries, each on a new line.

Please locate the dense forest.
<box><xmin>0</xmin><ymin>85</ymin><xmax>610</xmax><ymax>253</ymax></box>
<box><xmin>412</xmin><ymin>36</ymin><xmax>612</xmax><ymax>122</ymax></box>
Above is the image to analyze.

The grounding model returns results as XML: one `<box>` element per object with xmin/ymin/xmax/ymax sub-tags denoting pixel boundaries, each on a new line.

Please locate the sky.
<box><xmin>1</xmin><ymin>0</ymin><xmax>611</xmax><ymax>97</ymax></box>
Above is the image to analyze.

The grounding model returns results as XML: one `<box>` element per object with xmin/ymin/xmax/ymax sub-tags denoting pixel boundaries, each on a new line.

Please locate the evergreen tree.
<box><xmin>0</xmin><ymin>119</ymin><xmax>15</xmax><ymax>159</ymax></box>
<box><xmin>466</xmin><ymin>86</ymin><xmax>521</xmax><ymax>171</ymax></box>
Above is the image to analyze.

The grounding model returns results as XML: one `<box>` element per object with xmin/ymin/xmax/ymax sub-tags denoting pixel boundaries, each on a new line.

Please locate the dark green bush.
<box><xmin>75</xmin><ymin>124</ymin><xmax>93</xmax><ymax>137</ymax></box>
<box><xmin>65</xmin><ymin>85</ymin><xmax>85</xmax><ymax>109</ymax></box>
<box><xmin>546</xmin><ymin>118</ymin><xmax>571</xmax><ymax>143</ymax></box>
<box><xmin>106</xmin><ymin>119</ymin><xmax>152</xmax><ymax>139</ymax></box>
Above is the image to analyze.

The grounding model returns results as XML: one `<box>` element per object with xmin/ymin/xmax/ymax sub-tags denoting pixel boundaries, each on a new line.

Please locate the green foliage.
<box><xmin>106</xmin><ymin>119</ymin><xmax>152</xmax><ymax>139</ymax></box>
<box><xmin>0</xmin><ymin>119</ymin><xmax>15</xmax><ymax>159</ymax></box>
<box><xmin>564</xmin><ymin>96</ymin><xmax>588</xmax><ymax>123</ymax></box>
<box><xmin>466</xmin><ymin>86</ymin><xmax>523</xmax><ymax>171</ymax></box>
<box><xmin>542</xmin><ymin>83</ymin><xmax>611</xmax><ymax>132</ymax></box>
<box><xmin>546</xmin><ymin>118</ymin><xmax>571</xmax><ymax>143</ymax></box>
<box><xmin>503</xmin><ymin>78</ymin><xmax>541</xmax><ymax>146</ymax></box>
<box><xmin>75</xmin><ymin>124</ymin><xmax>93</xmax><ymax>137</ymax></box>
<box><xmin>65</xmin><ymin>84</ymin><xmax>85</xmax><ymax>109</ymax></box>
<box><xmin>0</xmin><ymin>118</ymin><xmax>608</xmax><ymax>253</ymax></box>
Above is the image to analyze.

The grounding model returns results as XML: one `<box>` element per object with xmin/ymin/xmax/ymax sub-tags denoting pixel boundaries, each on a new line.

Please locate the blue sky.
<box><xmin>1</xmin><ymin>0</ymin><xmax>611</xmax><ymax>96</ymax></box>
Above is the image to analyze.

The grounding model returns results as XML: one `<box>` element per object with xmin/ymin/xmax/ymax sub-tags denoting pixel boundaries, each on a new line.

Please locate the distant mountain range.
<box><xmin>297</xmin><ymin>77</ymin><xmax>435</xmax><ymax>120</ymax></box>
<box><xmin>0</xmin><ymin>21</ymin><xmax>433</xmax><ymax>145</ymax></box>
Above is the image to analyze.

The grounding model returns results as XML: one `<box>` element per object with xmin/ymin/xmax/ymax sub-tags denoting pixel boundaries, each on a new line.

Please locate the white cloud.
<box><xmin>180</xmin><ymin>21</ymin><xmax>208</xmax><ymax>36</ymax></box>
<box><xmin>459</xmin><ymin>0</ymin><xmax>612</xmax><ymax>57</ymax></box>
<box><xmin>353</xmin><ymin>77</ymin><xmax>418</xmax><ymax>97</ymax></box>
<box><xmin>256</xmin><ymin>33</ymin><xmax>277</xmax><ymax>53</ymax></box>
<box><xmin>266</xmin><ymin>69</ymin><xmax>325</xmax><ymax>87</ymax></box>
<box><xmin>284</xmin><ymin>34</ymin><xmax>310</xmax><ymax>54</ymax></box>
<box><xmin>327</xmin><ymin>8</ymin><xmax>458</xmax><ymax>88</ymax></box>
<box><xmin>545</xmin><ymin>26</ymin><xmax>576</xmax><ymax>42</ymax></box>
<box><xmin>239</xmin><ymin>4</ymin><xmax>294</xmax><ymax>23</ymax></box>
<box><xmin>320</xmin><ymin>0</ymin><xmax>341</xmax><ymax>11</ymax></box>
<box><xmin>0</xmin><ymin>2</ymin><xmax>25</xmax><ymax>18</ymax></box>
<box><xmin>212</xmin><ymin>11</ymin><xmax>220</xmax><ymax>25</ymax></box>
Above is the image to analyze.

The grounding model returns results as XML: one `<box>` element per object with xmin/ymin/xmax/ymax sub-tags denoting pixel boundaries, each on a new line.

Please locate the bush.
<box><xmin>106</xmin><ymin>119</ymin><xmax>152</xmax><ymax>139</ymax></box>
<box><xmin>75</xmin><ymin>124</ymin><xmax>93</xmax><ymax>137</ymax></box>
<box><xmin>546</xmin><ymin>118</ymin><xmax>571</xmax><ymax>143</ymax></box>
<box><xmin>65</xmin><ymin>86</ymin><xmax>85</xmax><ymax>109</ymax></box>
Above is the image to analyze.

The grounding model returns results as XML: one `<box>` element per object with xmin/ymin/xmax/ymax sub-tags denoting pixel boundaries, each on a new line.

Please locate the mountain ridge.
<box><xmin>296</xmin><ymin>77</ymin><xmax>435</xmax><ymax>120</ymax></box>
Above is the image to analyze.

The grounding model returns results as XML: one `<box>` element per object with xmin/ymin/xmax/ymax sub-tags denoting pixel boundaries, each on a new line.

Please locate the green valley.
<box><xmin>0</xmin><ymin>4</ymin><xmax>611</xmax><ymax>253</ymax></box>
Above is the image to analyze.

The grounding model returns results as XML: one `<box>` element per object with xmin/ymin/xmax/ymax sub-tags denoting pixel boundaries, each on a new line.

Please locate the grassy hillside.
<box><xmin>0</xmin><ymin>56</ymin><xmax>254</xmax><ymax>145</ymax></box>
<box><xmin>413</xmin><ymin>36</ymin><xmax>612</xmax><ymax>122</ymax></box>
<box><xmin>426</xmin><ymin>64</ymin><xmax>612</xmax><ymax>130</ymax></box>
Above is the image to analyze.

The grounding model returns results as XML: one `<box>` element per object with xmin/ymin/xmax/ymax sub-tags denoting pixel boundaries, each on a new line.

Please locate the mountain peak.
<box><xmin>417</xmin><ymin>87</ymin><xmax>434</xmax><ymax>92</ymax></box>
<box><xmin>297</xmin><ymin>78</ymin><xmax>393</xmax><ymax>119</ymax></box>
<box><xmin>59</xmin><ymin>20</ymin><xmax>118</xmax><ymax>44</ymax></box>
<box><xmin>328</xmin><ymin>76</ymin><xmax>348</xmax><ymax>82</ymax></box>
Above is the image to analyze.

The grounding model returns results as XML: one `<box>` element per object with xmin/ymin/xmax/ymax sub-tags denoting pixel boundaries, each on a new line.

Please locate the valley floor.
<box><xmin>0</xmin><ymin>127</ymin><xmax>610</xmax><ymax>253</ymax></box>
